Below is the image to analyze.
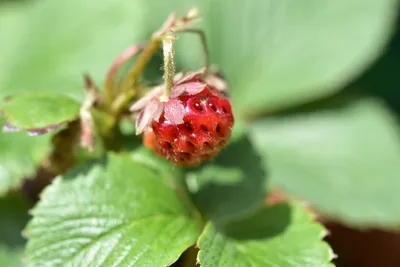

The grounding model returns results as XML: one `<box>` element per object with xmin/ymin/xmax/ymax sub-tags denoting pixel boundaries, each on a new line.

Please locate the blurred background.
<box><xmin>0</xmin><ymin>0</ymin><xmax>400</xmax><ymax>266</ymax></box>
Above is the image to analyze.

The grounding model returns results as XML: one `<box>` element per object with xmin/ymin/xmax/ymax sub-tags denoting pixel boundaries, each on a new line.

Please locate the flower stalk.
<box><xmin>161</xmin><ymin>34</ymin><xmax>176</xmax><ymax>101</ymax></box>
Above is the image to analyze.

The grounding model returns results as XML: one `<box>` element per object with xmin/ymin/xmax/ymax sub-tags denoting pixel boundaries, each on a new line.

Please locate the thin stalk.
<box><xmin>110</xmin><ymin>37</ymin><xmax>162</xmax><ymax>117</ymax></box>
<box><xmin>161</xmin><ymin>34</ymin><xmax>176</xmax><ymax>101</ymax></box>
<box><xmin>120</xmin><ymin>38</ymin><xmax>162</xmax><ymax>97</ymax></box>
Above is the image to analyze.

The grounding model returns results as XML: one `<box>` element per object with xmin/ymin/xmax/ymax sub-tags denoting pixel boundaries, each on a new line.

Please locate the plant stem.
<box><xmin>104</xmin><ymin>37</ymin><xmax>163</xmax><ymax>150</ymax></box>
<box><xmin>161</xmin><ymin>34</ymin><xmax>176</xmax><ymax>101</ymax></box>
<box><xmin>105</xmin><ymin>43</ymin><xmax>146</xmax><ymax>106</ymax></box>
<box><xmin>90</xmin><ymin>107</ymin><xmax>122</xmax><ymax>152</ymax></box>
<box><xmin>113</xmin><ymin>36</ymin><xmax>162</xmax><ymax>116</ymax></box>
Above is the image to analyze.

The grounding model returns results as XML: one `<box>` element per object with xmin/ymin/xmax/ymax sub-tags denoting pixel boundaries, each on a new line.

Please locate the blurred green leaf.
<box><xmin>0</xmin><ymin>4</ymin><xmax>27</xmax><ymax>88</ymax></box>
<box><xmin>0</xmin><ymin>120</ymin><xmax>50</xmax><ymax>196</ymax></box>
<box><xmin>0</xmin><ymin>245</ymin><xmax>24</xmax><ymax>267</ymax></box>
<box><xmin>25</xmin><ymin>153</ymin><xmax>202</xmax><ymax>266</ymax></box>
<box><xmin>0</xmin><ymin>0</ymin><xmax>146</xmax><ymax>100</ymax></box>
<box><xmin>197</xmin><ymin>203</ymin><xmax>334</xmax><ymax>267</ymax></box>
<box><xmin>3</xmin><ymin>93</ymin><xmax>80</xmax><ymax>129</ymax></box>
<box><xmin>129</xmin><ymin>143</ymin><xmax>172</xmax><ymax>169</ymax></box>
<box><xmin>167</xmin><ymin>0</ymin><xmax>398</xmax><ymax>116</ymax></box>
<box><xmin>250</xmin><ymin>98</ymin><xmax>400</xmax><ymax>227</ymax></box>
<box><xmin>186</xmin><ymin>134</ymin><xmax>268</xmax><ymax>225</ymax></box>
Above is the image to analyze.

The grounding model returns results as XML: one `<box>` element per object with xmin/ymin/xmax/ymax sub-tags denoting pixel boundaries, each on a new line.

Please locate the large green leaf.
<box><xmin>197</xmin><ymin>203</ymin><xmax>334</xmax><ymax>267</ymax></box>
<box><xmin>0</xmin><ymin>245</ymin><xmax>24</xmax><ymax>267</ymax></box>
<box><xmin>185</xmin><ymin>134</ymin><xmax>268</xmax><ymax>225</ymax></box>
<box><xmin>0</xmin><ymin>120</ymin><xmax>50</xmax><ymax>196</ymax></box>
<box><xmin>25</xmin><ymin>153</ymin><xmax>202</xmax><ymax>266</ymax></box>
<box><xmin>156</xmin><ymin>0</ymin><xmax>398</xmax><ymax>116</ymax></box>
<box><xmin>2</xmin><ymin>92</ymin><xmax>80</xmax><ymax>129</ymax></box>
<box><xmin>250</xmin><ymin>98</ymin><xmax>400</xmax><ymax>227</ymax></box>
<box><xmin>0</xmin><ymin>0</ymin><xmax>146</xmax><ymax>100</ymax></box>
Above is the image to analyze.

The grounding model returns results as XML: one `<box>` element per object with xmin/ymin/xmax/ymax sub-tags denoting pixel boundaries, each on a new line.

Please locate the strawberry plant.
<box><xmin>0</xmin><ymin>0</ymin><xmax>399</xmax><ymax>266</ymax></box>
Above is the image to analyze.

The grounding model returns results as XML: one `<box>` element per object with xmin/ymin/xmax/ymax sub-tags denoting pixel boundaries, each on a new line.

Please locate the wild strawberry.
<box><xmin>131</xmin><ymin>71</ymin><xmax>234</xmax><ymax>166</ymax></box>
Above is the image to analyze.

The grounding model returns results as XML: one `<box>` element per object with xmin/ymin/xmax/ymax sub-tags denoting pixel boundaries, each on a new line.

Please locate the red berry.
<box><xmin>142</xmin><ymin>78</ymin><xmax>234</xmax><ymax>166</ymax></box>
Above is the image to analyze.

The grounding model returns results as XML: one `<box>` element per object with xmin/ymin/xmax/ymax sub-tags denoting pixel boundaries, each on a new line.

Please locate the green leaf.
<box><xmin>0</xmin><ymin>0</ymin><xmax>146</xmax><ymax>100</ymax></box>
<box><xmin>0</xmin><ymin>245</ymin><xmax>24</xmax><ymax>267</ymax></box>
<box><xmin>130</xmin><ymin>145</ymin><xmax>174</xmax><ymax>174</ymax></box>
<box><xmin>25</xmin><ymin>153</ymin><xmax>202</xmax><ymax>266</ymax></box>
<box><xmin>186</xmin><ymin>134</ymin><xmax>268</xmax><ymax>225</ymax></box>
<box><xmin>250</xmin><ymin>98</ymin><xmax>400</xmax><ymax>227</ymax></box>
<box><xmin>0</xmin><ymin>122</ymin><xmax>50</xmax><ymax>196</ymax></box>
<box><xmin>169</xmin><ymin>0</ymin><xmax>398</xmax><ymax>116</ymax></box>
<box><xmin>2</xmin><ymin>92</ymin><xmax>80</xmax><ymax>130</ymax></box>
<box><xmin>197</xmin><ymin>203</ymin><xmax>334</xmax><ymax>267</ymax></box>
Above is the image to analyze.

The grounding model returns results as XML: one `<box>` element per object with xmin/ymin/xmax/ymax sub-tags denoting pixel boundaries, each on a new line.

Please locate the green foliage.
<box><xmin>0</xmin><ymin>0</ymin><xmax>146</xmax><ymax>100</ymax></box>
<box><xmin>2</xmin><ymin>93</ymin><xmax>80</xmax><ymax>129</ymax></box>
<box><xmin>250</xmin><ymin>98</ymin><xmax>400</xmax><ymax>227</ymax></box>
<box><xmin>186</xmin><ymin>135</ymin><xmax>268</xmax><ymax>224</ymax></box>
<box><xmin>25</xmin><ymin>154</ymin><xmax>202</xmax><ymax>266</ymax></box>
<box><xmin>197</xmin><ymin>203</ymin><xmax>334</xmax><ymax>267</ymax></box>
<box><xmin>0</xmin><ymin>0</ymin><xmax>399</xmax><ymax>265</ymax></box>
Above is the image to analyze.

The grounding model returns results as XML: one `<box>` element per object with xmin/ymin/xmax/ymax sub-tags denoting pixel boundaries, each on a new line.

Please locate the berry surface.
<box><xmin>144</xmin><ymin>81</ymin><xmax>234</xmax><ymax>166</ymax></box>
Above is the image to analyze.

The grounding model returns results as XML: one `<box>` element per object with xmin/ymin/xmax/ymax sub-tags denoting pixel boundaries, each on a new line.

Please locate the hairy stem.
<box><xmin>161</xmin><ymin>34</ymin><xmax>176</xmax><ymax>101</ymax></box>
